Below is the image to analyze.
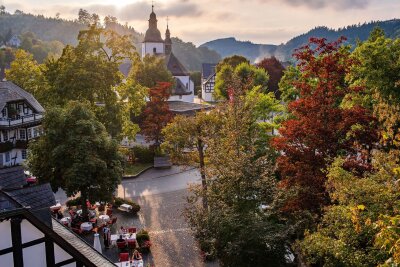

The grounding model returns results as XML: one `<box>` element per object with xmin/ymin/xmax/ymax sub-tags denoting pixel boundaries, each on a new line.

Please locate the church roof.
<box><xmin>166</xmin><ymin>53</ymin><xmax>189</xmax><ymax>76</ymax></box>
<box><xmin>144</xmin><ymin>27</ymin><xmax>164</xmax><ymax>43</ymax></box>
<box><xmin>144</xmin><ymin>8</ymin><xmax>164</xmax><ymax>43</ymax></box>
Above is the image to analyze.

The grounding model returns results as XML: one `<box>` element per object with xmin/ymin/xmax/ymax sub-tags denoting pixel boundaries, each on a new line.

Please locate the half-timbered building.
<box><xmin>0</xmin><ymin>81</ymin><xmax>44</xmax><ymax>167</ymax></box>
<box><xmin>0</xmin><ymin>166</ymin><xmax>115</xmax><ymax>267</ymax></box>
<box><xmin>201</xmin><ymin>63</ymin><xmax>217</xmax><ymax>102</ymax></box>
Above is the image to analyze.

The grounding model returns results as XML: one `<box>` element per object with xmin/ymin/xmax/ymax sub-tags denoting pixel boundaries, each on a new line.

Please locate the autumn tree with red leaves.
<box><xmin>141</xmin><ymin>82</ymin><xmax>173</xmax><ymax>147</ymax></box>
<box><xmin>272</xmin><ymin>37</ymin><xmax>377</xmax><ymax>214</ymax></box>
<box><xmin>256</xmin><ymin>56</ymin><xmax>285</xmax><ymax>98</ymax></box>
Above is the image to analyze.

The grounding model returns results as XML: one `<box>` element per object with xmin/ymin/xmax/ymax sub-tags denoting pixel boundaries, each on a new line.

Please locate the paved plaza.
<box><xmin>117</xmin><ymin>166</ymin><xmax>218</xmax><ymax>267</ymax></box>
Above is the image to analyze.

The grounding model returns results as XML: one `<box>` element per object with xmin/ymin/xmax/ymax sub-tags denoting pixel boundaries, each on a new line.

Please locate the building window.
<box><xmin>22</xmin><ymin>149</ymin><xmax>27</xmax><ymax>160</ymax></box>
<box><xmin>27</xmin><ymin>128</ymin><xmax>32</xmax><ymax>139</ymax></box>
<box><xmin>5</xmin><ymin>152</ymin><xmax>10</xmax><ymax>162</ymax></box>
<box><xmin>153</xmin><ymin>47</ymin><xmax>156</xmax><ymax>53</ymax></box>
<box><xmin>33</xmin><ymin>128</ymin><xmax>38</xmax><ymax>138</ymax></box>
<box><xmin>1</xmin><ymin>108</ymin><xmax>6</xmax><ymax>117</ymax></box>
<box><xmin>186</xmin><ymin>83</ymin><xmax>188</xmax><ymax>89</ymax></box>
<box><xmin>23</xmin><ymin>104</ymin><xmax>29</xmax><ymax>114</ymax></box>
<box><xmin>3</xmin><ymin>131</ymin><xmax>8</xmax><ymax>141</ymax></box>
<box><xmin>20</xmin><ymin>129</ymin><xmax>26</xmax><ymax>140</ymax></box>
<box><xmin>179</xmin><ymin>95</ymin><xmax>182</xmax><ymax>99</ymax></box>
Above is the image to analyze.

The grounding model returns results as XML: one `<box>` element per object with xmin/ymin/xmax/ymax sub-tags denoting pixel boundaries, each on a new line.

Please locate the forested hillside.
<box><xmin>201</xmin><ymin>19</ymin><xmax>400</xmax><ymax>62</ymax></box>
<box><xmin>0</xmin><ymin>10</ymin><xmax>220</xmax><ymax>71</ymax></box>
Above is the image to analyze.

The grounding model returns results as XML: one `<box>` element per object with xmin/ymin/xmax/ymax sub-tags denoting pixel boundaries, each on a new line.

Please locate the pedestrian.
<box><xmin>102</xmin><ymin>225</ymin><xmax>110</xmax><ymax>248</ymax></box>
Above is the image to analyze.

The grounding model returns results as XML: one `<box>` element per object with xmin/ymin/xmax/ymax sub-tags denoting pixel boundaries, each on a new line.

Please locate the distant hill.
<box><xmin>0</xmin><ymin>11</ymin><xmax>219</xmax><ymax>71</ymax></box>
<box><xmin>201</xmin><ymin>19</ymin><xmax>400</xmax><ymax>63</ymax></box>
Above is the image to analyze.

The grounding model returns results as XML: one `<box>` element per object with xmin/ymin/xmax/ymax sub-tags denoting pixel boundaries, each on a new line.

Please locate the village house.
<box><xmin>0</xmin><ymin>81</ymin><xmax>44</xmax><ymax>167</ymax></box>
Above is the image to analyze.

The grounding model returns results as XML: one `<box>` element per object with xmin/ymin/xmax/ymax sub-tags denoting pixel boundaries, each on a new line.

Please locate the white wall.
<box><xmin>54</xmin><ymin>243</ymin><xmax>74</xmax><ymax>265</ymax></box>
<box><xmin>142</xmin><ymin>42</ymin><xmax>164</xmax><ymax>58</ymax></box>
<box><xmin>23</xmin><ymin>243</ymin><xmax>47</xmax><ymax>267</ymax></box>
<box><xmin>201</xmin><ymin>89</ymin><xmax>214</xmax><ymax>102</ymax></box>
<box><xmin>169</xmin><ymin>94</ymin><xmax>194</xmax><ymax>102</ymax></box>
<box><xmin>0</xmin><ymin>253</ymin><xmax>13</xmax><ymax>266</ymax></box>
<box><xmin>0</xmin><ymin>221</ymin><xmax>12</xmax><ymax>250</ymax></box>
<box><xmin>21</xmin><ymin>219</ymin><xmax>44</xmax><ymax>243</ymax></box>
<box><xmin>1</xmin><ymin>148</ymin><xmax>27</xmax><ymax>167</ymax></box>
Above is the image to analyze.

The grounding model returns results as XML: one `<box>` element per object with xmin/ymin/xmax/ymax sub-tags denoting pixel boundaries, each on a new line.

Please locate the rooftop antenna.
<box><xmin>152</xmin><ymin>0</ymin><xmax>155</xmax><ymax>12</ymax></box>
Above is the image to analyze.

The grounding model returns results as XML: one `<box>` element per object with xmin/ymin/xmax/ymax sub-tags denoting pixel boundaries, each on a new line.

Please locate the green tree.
<box><xmin>348</xmin><ymin>27</ymin><xmax>400</xmax><ymax>147</ymax></box>
<box><xmin>215</xmin><ymin>54</ymin><xmax>249</xmax><ymax>72</ymax></box>
<box><xmin>163</xmin><ymin>111</ymin><xmax>220</xmax><ymax>208</ymax></box>
<box><xmin>298</xmin><ymin>153</ymin><xmax>398</xmax><ymax>266</ymax></box>
<box><xmin>189</xmin><ymin>71</ymin><xmax>201</xmax><ymax>96</ymax></box>
<box><xmin>44</xmin><ymin>25</ymin><xmax>138</xmax><ymax>139</ymax></box>
<box><xmin>214</xmin><ymin>62</ymin><xmax>269</xmax><ymax>99</ymax></box>
<box><xmin>5</xmin><ymin>49</ymin><xmax>48</xmax><ymax>104</ymax></box>
<box><xmin>278</xmin><ymin>65</ymin><xmax>301</xmax><ymax>104</ymax></box>
<box><xmin>129</xmin><ymin>54</ymin><xmax>174</xmax><ymax>88</ymax></box>
<box><xmin>28</xmin><ymin>102</ymin><xmax>123</xmax><ymax>219</ymax></box>
<box><xmin>185</xmin><ymin>79</ymin><xmax>290</xmax><ymax>266</ymax></box>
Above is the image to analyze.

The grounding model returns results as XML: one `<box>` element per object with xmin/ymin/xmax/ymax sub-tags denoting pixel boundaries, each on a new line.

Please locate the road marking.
<box><xmin>149</xmin><ymin>228</ymin><xmax>191</xmax><ymax>235</ymax></box>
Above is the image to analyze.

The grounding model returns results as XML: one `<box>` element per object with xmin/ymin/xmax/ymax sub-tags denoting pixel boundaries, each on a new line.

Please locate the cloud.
<box><xmin>258</xmin><ymin>0</ymin><xmax>371</xmax><ymax>10</ymax></box>
<box><xmin>75</xmin><ymin>0</ymin><xmax>203</xmax><ymax>22</ymax></box>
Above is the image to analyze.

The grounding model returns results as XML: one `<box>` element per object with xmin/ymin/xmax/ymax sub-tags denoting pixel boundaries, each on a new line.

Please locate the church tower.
<box><xmin>165</xmin><ymin>21</ymin><xmax>172</xmax><ymax>55</ymax></box>
<box><xmin>142</xmin><ymin>5</ymin><xmax>165</xmax><ymax>58</ymax></box>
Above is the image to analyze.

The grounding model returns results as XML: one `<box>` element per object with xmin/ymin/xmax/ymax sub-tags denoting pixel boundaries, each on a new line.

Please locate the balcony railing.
<box><xmin>0</xmin><ymin>114</ymin><xmax>43</xmax><ymax>127</ymax></box>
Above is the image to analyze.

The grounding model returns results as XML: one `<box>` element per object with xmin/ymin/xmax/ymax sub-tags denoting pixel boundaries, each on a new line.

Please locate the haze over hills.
<box><xmin>1</xmin><ymin>10</ymin><xmax>400</xmax><ymax>70</ymax></box>
<box><xmin>201</xmin><ymin>19</ymin><xmax>400</xmax><ymax>63</ymax></box>
<box><xmin>0</xmin><ymin>11</ymin><xmax>220</xmax><ymax>71</ymax></box>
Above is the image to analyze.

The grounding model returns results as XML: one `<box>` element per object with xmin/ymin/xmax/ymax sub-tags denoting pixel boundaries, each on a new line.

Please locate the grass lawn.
<box><xmin>124</xmin><ymin>162</ymin><xmax>153</xmax><ymax>176</ymax></box>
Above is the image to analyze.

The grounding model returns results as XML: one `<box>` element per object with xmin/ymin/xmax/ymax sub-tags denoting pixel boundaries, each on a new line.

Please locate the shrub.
<box><xmin>113</xmin><ymin>197</ymin><xmax>141</xmax><ymax>214</ymax></box>
<box><xmin>132</xmin><ymin>146</ymin><xmax>154</xmax><ymax>163</ymax></box>
<box><xmin>66</xmin><ymin>197</ymin><xmax>81</xmax><ymax>207</ymax></box>
<box><xmin>137</xmin><ymin>230</ymin><xmax>151</xmax><ymax>253</ymax></box>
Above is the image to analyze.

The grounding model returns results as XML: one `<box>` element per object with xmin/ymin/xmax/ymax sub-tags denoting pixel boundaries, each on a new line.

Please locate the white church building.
<box><xmin>141</xmin><ymin>6</ymin><xmax>195</xmax><ymax>103</ymax></box>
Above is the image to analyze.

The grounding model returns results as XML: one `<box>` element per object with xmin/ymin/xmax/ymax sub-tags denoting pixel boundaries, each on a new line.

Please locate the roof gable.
<box><xmin>0</xmin><ymin>166</ymin><xmax>27</xmax><ymax>189</ymax></box>
<box><xmin>0</xmin><ymin>81</ymin><xmax>45</xmax><ymax>113</ymax></box>
<box><xmin>166</xmin><ymin>53</ymin><xmax>189</xmax><ymax>76</ymax></box>
<box><xmin>202</xmin><ymin>63</ymin><xmax>217</xmax><ymax>80</ymax></box>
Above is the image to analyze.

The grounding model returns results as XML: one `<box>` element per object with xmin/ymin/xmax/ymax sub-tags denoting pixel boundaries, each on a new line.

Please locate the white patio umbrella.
<box><xmin>93</xmin><ymin>233</ymin><xmax>102</xmax><ymax>253</ymax></box>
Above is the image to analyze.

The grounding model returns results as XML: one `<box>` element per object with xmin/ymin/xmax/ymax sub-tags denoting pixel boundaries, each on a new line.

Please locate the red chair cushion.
<box><xmin>119</xmin><ymin>253</ymin><xmax>129</xmax><ymax>261</ymax></box>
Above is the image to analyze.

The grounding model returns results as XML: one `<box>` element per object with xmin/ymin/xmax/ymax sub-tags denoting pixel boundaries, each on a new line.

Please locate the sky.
<box><xmin>1</xmin><ymin>0</ymin><xmax>399</xmax><ymax>46</ymax></box>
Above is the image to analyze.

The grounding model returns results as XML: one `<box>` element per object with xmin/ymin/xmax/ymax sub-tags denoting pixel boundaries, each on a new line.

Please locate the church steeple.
<box><xmin>165</xmin><ymin>18</ymin><xmax>172</xmax><ymax>55</ymax></box>
<box><xmin>143</xmin><ymin>4</ymin><xmax>163</xmax><ymax>43</ymax></box>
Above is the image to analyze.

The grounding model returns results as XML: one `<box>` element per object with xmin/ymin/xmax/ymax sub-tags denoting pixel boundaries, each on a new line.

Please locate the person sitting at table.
<box><xmin>133</xmin><ymin>249</ymin><xmax>142</xmax><ymax>260</ymax></box>
<box><xmin>119</xmin><ymin>226</ymin><xmax>126</xmax><ymax>234</ymax></box>
<box><xmin>116</xmin><ymin>235</ymin><xmax>125</xmax><ymax>243</ymax></box>
<box><xmin>56</xmin><ymin>210</ymin><xmax>64</xmax><ymax>220</ymax></box>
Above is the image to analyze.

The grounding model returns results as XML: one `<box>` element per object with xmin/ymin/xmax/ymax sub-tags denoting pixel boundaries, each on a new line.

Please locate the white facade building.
<box><xmin>201</xmin><ymin>63</ymin><xmax>217</xmax><ymax>102</ymax></box>
<box><xmin>142</xmin><ymin>6</ymin><xmax>195</xmax><ymax>103</ymax></box>
<box><xmin>0</xmin><ymin>81</ymin><xmax>44</xmax><ymax>167</ymax></box>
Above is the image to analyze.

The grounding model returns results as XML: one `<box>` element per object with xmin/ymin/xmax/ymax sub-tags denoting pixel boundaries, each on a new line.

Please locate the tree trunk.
<box><xmin>81</xmin><ymin>191</ymin><xmax>89</xmax><ymax>221</ymax></box>
<box><xmin>197</xmin><ymin>138</ymin><xmax>208</xmax><ymax>209</ymax></box>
